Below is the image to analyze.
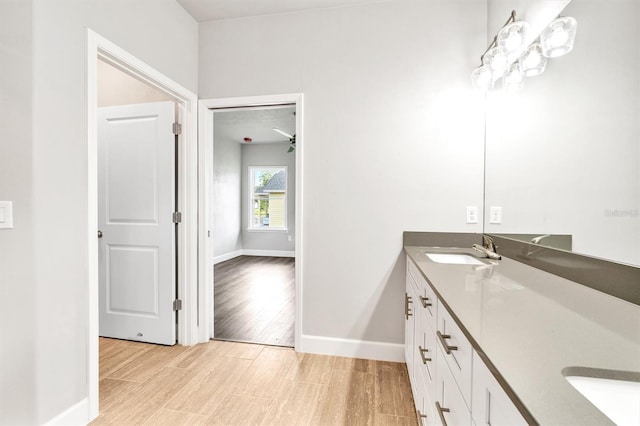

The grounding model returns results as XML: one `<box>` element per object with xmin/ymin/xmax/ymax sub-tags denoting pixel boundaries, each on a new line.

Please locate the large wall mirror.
<box><xmin>484</xmin><ymin>0</ymin><xmax>640</xmax><ymax>267</ymax></box>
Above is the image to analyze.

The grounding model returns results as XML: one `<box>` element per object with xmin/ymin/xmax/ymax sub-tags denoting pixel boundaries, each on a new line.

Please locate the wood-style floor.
<box><xmin>92</xmin><ymin>337</ymin><xmax>418</xmax><ymax>425</ymax></box>
<box><xmin>214</xmin><ymin>256</ymin><xmax>295</xmax><ymax>347</ymax></box>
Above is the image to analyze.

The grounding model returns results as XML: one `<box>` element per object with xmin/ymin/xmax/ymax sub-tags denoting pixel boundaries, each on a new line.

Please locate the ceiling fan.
<box><xmin>272</xmin><ymin>128</ymin><xmax>296</xmax><ymax>152</ymax></box>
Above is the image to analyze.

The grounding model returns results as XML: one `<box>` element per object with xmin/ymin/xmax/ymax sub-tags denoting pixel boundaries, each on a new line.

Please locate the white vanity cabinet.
<box><xmin>405</xmin><ymin>256</ymin><xmax>528</xmax><ymax>426</ymax></box>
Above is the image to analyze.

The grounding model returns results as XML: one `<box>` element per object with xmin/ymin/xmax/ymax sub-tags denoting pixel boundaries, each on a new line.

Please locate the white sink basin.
<box><xmin>565</xmin><ymin>374</ymin><xmax>640</xmax><ymax>426</ymax></box>
<box><xmin>425</xmin><ymin>252</ymin><xmax>485</xmax><ymax>265</ymax></box>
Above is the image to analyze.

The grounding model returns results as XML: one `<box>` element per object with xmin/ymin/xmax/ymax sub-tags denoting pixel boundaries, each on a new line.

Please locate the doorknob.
<box><xmin>98</xmin><ymin>230</ymin><xmax>103</xmax><ymax>238</ymax></box>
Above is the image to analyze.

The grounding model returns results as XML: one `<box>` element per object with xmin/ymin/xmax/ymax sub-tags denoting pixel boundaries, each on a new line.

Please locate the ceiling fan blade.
<box><xmin>272</xmin><ymin>128</ymin><xmax>293</xmax><ymax>139</ymax></box>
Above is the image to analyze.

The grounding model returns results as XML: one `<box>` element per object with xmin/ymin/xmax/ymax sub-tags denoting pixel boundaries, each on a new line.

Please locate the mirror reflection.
<box><xmin>484</xmin><ymin>0</ymin><xmax>640</xmax><ymax>267</ymax></box>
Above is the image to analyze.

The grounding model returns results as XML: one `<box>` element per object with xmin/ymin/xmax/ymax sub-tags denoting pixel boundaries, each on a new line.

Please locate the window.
<box><xmin>248</xmin><ymin>166</ymin><xmax>287</xmax><ymax>230</ymax></box>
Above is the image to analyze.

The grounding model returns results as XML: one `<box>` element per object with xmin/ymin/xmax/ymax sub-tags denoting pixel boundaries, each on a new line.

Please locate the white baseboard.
<box><xmin>213</xmin><ymin>250</ymin><xmax>243</xmax><ymax>265</ymax></box>
<box><xmin>43</xmin><ymin>397</ymin><xmax>88</xmax><ymax>426</ymax></box>
<box><xmin>213</xmin><ymin>249</ymin><xmax>295</xmax><ymax>264</ymax></box>
<box><xmin>242</xmin><ymin>249</ymin><xmax>295</xmax><ymax>258</ymax></box>
<box><xmin>299</xmin><ymin>334</ymin><xmax>405</xmax><ymax>362</ymax></box>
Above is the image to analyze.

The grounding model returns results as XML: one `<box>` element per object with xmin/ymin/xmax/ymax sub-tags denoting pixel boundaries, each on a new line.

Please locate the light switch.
<box><xmin>490</xmin><ymin>206</ymin><xmax>502</xmax><ymax>224</ymax></box>
<box><xmin>0</xmin><ymin>201</ymin><xmax>14</xmax><ymax>229</ymax></box>
<box><xmin>466</xmin><ymin>206</ymin><xmax>478</xmax><ymax>224</ymax></box>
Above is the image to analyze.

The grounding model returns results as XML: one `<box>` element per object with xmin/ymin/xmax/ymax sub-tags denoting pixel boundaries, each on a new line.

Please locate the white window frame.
<box><xmin>248</xmin><ymin>165</ymin><xmax>288</xmax><ymax>232</ymax></box>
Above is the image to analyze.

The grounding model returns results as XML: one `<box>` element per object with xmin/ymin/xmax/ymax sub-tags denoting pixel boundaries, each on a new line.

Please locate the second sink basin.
<box><xmin>563</xmin><ymin>367</ymin><xmax>640</xmax><ymax>426</ymax></box>
<box><xmin>425</xmin><ymin>252</ymin><xmax>485</xmax><ymax>265</ymax></box>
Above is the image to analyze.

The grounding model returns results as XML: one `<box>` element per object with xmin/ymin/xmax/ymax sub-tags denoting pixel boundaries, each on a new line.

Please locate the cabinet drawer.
<box><xmin>418</xmin><ymin>273</ymin><xmax>438</xmax><ymax>333</ymax></box>
<box><xmin>472</xmin><ymin>352</ymin><xmax>527</xmax><ymax>426</ymax></box>
<box><xmin>436</xmin><ymin>304</ymin><xmax>473</xmax><ymax>407</ymax></box>
<box><xmin>435</xmin><ymin>346</ymin><xmax>472</xmax><ymax>426</ymax></box>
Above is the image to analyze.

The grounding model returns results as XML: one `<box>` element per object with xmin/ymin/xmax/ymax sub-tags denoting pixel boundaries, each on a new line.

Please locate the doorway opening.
<box><xmin>212</xmin><ymin>105</ymin><xmax>296</xmax><ymax>347</ymax></box>
<box><xmin>198</xmin><ymin>94</ymin><xmax>304</xmax><ymax>353</ymax></box>
<box><xmin>87</xmin><ymin>29</ymin><xmax>199</xmax><ymax>421</ymax></box>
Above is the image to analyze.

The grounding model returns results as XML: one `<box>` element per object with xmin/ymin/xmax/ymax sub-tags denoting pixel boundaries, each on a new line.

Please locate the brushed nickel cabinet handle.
<box><xmin>419</xmin><ymin>295</ymin><xmax>433</xmax><ymax>308</ymax></box>
<box><xmin>418</xmin><ymin>345</ymin><xmax>432</xmax><ymax>364</ymax></box>
<box><xmin>417</xmin><ymin>409</ymin><xmax>427</xmax><ymax>421</ymax></box>
<box><xmin>436</xmin><ymin>401</ymin><xmax>450</xmax><ymax>426</ymax></box>
<box><xmin>405</xmin><ymin>293</ymin><xmax>413</xmax><ymax>319</ymax></box>
<box><xmin>436</xmin><ymin>331</ymin><xmax>458</xmax><ymax>354</ymax></box>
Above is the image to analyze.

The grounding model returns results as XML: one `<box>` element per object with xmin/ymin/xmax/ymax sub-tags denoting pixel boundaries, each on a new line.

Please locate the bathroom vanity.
<box><xmin>403</xmin><ymin>233</ymin><xmax>640</xmax><ymax>426</ymax></box>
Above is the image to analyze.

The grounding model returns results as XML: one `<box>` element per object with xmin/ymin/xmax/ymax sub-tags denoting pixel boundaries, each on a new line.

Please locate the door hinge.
<box><xmin>172</xmin><ymin>212</ymin><xmax>182</xmax><ymax>223</ymax></box>
<box><xmin>173</xmin><ymin>122</ymin><xmax>182</xmax><ymax>135</ymax></box>
<box><xmin>173</xmin><ymin>299</ymin><xmax>183</xmax><ymax>311</ymax></box>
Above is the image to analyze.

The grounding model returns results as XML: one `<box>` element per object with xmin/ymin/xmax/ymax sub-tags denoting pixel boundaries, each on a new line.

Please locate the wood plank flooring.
<box><xmin>214</xmin><ymin>256</ymin><xmax>295</xmax><ymax>347</ymax></box>
<box><xmin>92</xmin><ymin>338</ymin><xmax>418</xmax><ymax>426</ymax></box>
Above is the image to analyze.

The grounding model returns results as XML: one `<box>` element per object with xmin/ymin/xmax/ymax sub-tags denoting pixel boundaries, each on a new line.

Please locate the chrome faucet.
<box><xmin>472</xmin><ymin>235</ymin><xmax>502</xmax><ymax>260</ymax></box>
<box><xmin>530</xmin><ymin>234</ymin><xmax>551</xmax><ymax>245</ymax></box>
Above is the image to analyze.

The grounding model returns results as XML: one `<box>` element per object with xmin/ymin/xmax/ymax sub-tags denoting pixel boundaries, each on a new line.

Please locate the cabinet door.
<box><xmin>472</xmin><ymin>352</ymin><xmax>527</xmax><ymax>426</ymax></box>
<box><xmin>434</xmin><ymin>346</ymin><xmax>472</xmax><ymax>426</ymax></box>
<box><xmin>415</xmin><ymin>307</ymin><xmax>437</xmax><ymax>404</ymax></box>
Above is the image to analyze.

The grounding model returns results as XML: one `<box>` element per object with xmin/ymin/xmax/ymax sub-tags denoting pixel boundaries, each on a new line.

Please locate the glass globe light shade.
<box><xmin>497</xmin><ymin>20</ymin><xmax>531</xmax><ymax>58</ymax></box>
<box><xmin>503</xmin><ymin>62</ymin><xmax>525</xmax><ymax>91</ymax></box>
<box><xmin>483</xmin><ymin>47</ymin><xmax>508</xmax><ymax>77</ymax></box>
<box><xmin>471</xmin><ymin>65</ymin><xmax>494</xmax><ymax>91</ymax></box>
<box><xmin>519</xmin><ymin>43</ymin><xmax>548</xmax><ymax>77</ymax></box>
<box><xmin>540</xmin><ymin>17</ymin><xmax>577</xmax><ymax>58</ymax></box>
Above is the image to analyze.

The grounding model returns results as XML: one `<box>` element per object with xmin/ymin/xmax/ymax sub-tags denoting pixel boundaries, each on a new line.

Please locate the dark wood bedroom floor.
<box><xmin>214</xmin><ymin>256</ymin><xmax>295</xmax><ymax>347</ymax></box>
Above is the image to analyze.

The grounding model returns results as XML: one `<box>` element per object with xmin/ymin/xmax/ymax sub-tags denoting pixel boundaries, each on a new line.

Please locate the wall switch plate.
<box><xmin>466</xmin><ymin>206</ymin><xmax>478</xmax><ymax>224</ymax></box>
<box><xmin>0</xmin><ymin>201</ymin><xmax>13</xmax><ymax>229</ymax></box>
<box><xmin>490</xmin><ymin>206</ymin><xmax>502</xmax><ymax>224</ymax></box>
<box><xmin>288</xmin><ymin>235</ymin><xmax>292</xmax><ymax>242</ymax></box>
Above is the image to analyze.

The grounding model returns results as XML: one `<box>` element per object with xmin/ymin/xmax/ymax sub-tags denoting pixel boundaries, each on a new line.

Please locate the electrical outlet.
<box><xmin>466</xmin><ymin>206</ymin><xmax>478</xmax><ymax>224</ymax></box>
<box><xmin>288</xmin><ymin>235</ymin><xmax>292</xmax><ymax>242</ymax></box>
<box><xmin>0</xmin><ymin>201</ymin><xmax>13</xmax><ymax>229</ymax></box>
<box><xmin>490</xmin><ymin>206</ymin><xmax>502</xmax><ymax>224</ymax></box>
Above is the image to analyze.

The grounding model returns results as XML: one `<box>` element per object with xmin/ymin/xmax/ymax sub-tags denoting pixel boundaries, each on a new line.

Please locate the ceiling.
<box><xmin>213</xmin><ymin>106</ymin><xmax>296</xmax><ymax>144</ymax></box>
<box><xmin>177</xmin><ymin>0</ymin><xmax>393</xmax><ymax>22</ymax></box>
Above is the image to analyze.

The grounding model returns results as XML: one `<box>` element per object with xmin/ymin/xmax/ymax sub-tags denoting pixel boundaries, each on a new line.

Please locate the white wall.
<box><xmin>212</xmin><ymin>124</ymin><xmax>243</xmax><ymax>257</ymax></box>
<box><xmin>18</xmin><ymin>1</ymin><xmax>197</xmax><ymax>423</ymax></box>
<box><xmin>485</xmin><ymin>0</ymin><xmax>640</xmax><ymax>265</ymax></box>
<box><xmin>241</xmin><ymin>143</ymin><xmax>296</xmax><ymax>252</ymax></box>
<box><xmin>199</xmin><ymin>0</ymin><xmax>487</xmax><ymax>345</ymax></box>
<box><xmin>0</xmin><ymin>1</ymin><xmax>37</xmax><ymax>423</ymax></box>
<box><xmin>97</xmin><ymin>59</ymin><xmax>174</xmax><ymax>107</ymax></box>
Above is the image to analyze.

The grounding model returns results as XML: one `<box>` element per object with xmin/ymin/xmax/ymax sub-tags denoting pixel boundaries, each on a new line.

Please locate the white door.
<box><xmin>98</xmin><ymin>101</ymin><xmax>176</xmax><ymax>345</ymax></box>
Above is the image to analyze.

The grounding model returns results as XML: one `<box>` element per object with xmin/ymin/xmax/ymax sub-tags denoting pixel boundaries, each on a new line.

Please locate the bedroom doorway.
<box><xmin>212</xmin><ymin>105</ymin><xmax>296</xmax><ymax>347</ymax></box>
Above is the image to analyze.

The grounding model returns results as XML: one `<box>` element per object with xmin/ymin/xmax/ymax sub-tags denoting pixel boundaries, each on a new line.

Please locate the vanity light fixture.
<box><xmin>471</xmin><ymin>65</ymin><xmax>494</xmax><ymax>91</ymax></box>
<box><xmin>503</xmin><ymin>62</ymin><xmax>525</xmax><ymax>91</ymax></box>
<box><xmin>540</xmin><ymin>16</ymin><xmax>578</xmax><ymax>58</ymax></box>
<box><xmin>472</xmin><ymin>11</ymin><xmax>577</xmax><ymax>92</ymax></box>
<box><xmin>520</xmin><ymin>43</ymin><xmax>548</xmax><ymax>77</ymax></box>
<box><xmin>496</xmin><ymin>15</ymin><xmax>531</xmax><ymax>59</ymax></box>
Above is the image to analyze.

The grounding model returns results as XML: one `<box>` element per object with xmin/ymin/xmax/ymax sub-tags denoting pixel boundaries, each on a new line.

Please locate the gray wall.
<box><xmin>0</xmin><ymin>1</ymin><xmax>198</xmax><ymax>423</ymax></box>
<box><xmin>212</xmin><ymin>126</ymin><xmax>243</xmax><ymax>257</ymax></box>
<box><xmin>241</xmin><ymin>143</ymin><xmax>296</xmax><ymax>252</ymax></box>
<box><xmin>0</xmin><ymin>1</ymin><xmax>36</xmax><ymax>423</ymax></box>
<box><xmin>199</xmin><ymin>0</ymin><xmax>487</xmax><ymax>344</ymax></box>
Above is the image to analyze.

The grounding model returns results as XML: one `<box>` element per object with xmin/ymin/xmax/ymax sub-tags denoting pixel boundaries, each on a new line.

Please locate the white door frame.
<box><xmin>198</xmin><ymin>94</ymin><xmax>304</xmax><ymax>351</ymax></box>
<box><xmin>86</xmin><ymin>29</ymin><xmax>199</xmax><ymax>421</ymax></box>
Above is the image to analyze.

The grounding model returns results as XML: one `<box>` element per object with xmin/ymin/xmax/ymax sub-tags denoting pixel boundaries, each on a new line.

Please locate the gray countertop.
<box><xmin>404</xmin><ymin>245</ymin><xmax>640</xmax><ymax>426</ymax></box>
